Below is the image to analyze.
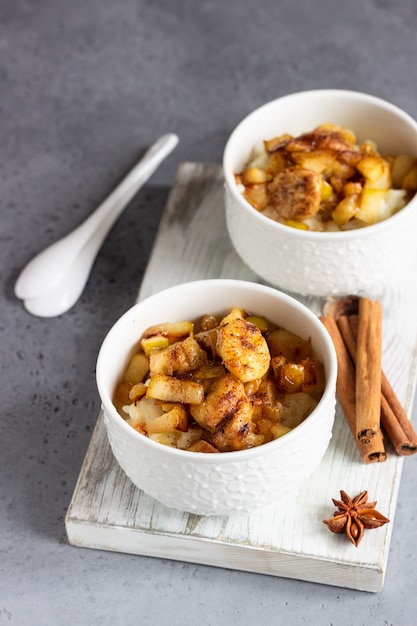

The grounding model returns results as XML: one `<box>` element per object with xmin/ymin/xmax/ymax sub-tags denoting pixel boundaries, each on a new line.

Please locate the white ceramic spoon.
<box><xmin>15</xmin><ymin>133</ymin><xmax>179</xmax><ymax>305</ymax></box>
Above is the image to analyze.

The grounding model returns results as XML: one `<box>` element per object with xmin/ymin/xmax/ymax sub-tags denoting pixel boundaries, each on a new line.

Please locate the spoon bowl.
<box><xmin>22</xmin><ymin>222</ymin><xmax>112</xmax><ymax>317</ymax></box>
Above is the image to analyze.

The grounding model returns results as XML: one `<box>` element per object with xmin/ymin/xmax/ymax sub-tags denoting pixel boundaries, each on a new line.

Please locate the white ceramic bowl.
<box><xmin>96</xmin><ymin>279</ymin><xmax>337</xmax><ymax>516</ymax></box>
<box><xmin>223</xmin><ymin>89</ymin><xmax>417</xmax><ymax>297</ymax></box>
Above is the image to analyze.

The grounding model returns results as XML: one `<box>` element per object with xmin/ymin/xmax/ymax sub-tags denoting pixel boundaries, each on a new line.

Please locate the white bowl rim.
<box><xmin>223</xmin><ymin>88</ymin><xmax>417</xmax><ymax>240</ymax></box>
<box><xmin>97</xmin><ymin>278</ymin><xmax>338</xmax><ymax>464</ymax></box>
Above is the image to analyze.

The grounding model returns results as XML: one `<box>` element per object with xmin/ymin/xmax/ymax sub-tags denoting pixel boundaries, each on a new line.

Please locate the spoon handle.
<box><xmin>78</xmin><ymin>133</ymin><xmax>179</xmax><ymax>242</ymax></box>
<box><xmin>15</xmin><ymin>133</ymin><xmax>179</xmax><ymax>300</ymax></box>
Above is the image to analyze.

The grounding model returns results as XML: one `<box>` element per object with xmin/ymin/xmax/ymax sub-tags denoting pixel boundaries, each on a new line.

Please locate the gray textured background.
<box><xmin>2</xmin><ymin>1</ymin><xmax>417</xmax><ymax>624</ymax></box>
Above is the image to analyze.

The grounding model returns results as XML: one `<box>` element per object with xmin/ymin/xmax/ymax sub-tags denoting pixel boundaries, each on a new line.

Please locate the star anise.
<box><xmin>323</xmin><ymin>490</ymin><xmax>390</xmax><ymax>547</ymax></box>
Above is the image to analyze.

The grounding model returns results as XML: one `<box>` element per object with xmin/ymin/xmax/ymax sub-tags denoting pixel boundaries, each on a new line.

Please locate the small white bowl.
<box><xmin>223</xmin><ymin>89</ymin><xmax>417</xmax><ymax>297</ymax></box>
<box><xmin>96</xmin><ymin>279</ymin><xmax>337</xmax><ymax>516</ymax></box>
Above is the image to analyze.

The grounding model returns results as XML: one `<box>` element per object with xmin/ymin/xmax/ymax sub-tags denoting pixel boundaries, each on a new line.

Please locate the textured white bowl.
<box><xmin>223</xmin><ymin>90</ymin><xmax>417</xmax><ymax>297</ymax></box>
<box><xmin>96</xmin><ymin>279</ymin><xmax>337</xmax><ymax>516</ymax></box>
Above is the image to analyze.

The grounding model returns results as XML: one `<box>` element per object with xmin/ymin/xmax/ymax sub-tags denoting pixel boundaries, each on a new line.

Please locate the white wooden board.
<box><xmin>65</xmin><ymin>162</ymin><xmax>417</xmax><ymax>592</ymax></box>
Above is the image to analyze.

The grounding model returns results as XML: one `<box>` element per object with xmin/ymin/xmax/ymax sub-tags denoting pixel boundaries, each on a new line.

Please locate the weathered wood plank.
<box><xmin>66</xmin><ymin>162</ymin><xmax>417</xmax><ymax>592</ymax></box>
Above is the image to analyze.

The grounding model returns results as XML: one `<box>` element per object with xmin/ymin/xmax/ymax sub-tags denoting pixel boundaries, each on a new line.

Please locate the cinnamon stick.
<box><xmin>380</xmin><ymin>394</ymin><xmax>417</xmax><ymax>455</ymax></box>
<box><xmin>319</xmin><ymin>315</ymin><xmax>386</xmax><ymax>463</ymax></box>
<box><xmin>355</xmin><ymin>298</ymin><xmax>382</xmax><ymax>445</ymax></box>
<box><xmin>342</xmin><ymin>314</ymin><xmax>417</xmax><ymax>456</ymax></box>
<box><xmin>335</xmin><ymin>315</ymin><xmax>356</xmax><ymax>361</ymax></box>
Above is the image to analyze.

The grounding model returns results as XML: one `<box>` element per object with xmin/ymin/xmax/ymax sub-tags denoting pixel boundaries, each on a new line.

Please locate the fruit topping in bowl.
<box><xmin>235</xmin><ymin>124</ymin><xmax>417</xmax><ymax>231</ymax></box>
<box><xmin>113</xmin><ymin>307</ymin><xmax>325</xmax><ymax>452</ymax></box>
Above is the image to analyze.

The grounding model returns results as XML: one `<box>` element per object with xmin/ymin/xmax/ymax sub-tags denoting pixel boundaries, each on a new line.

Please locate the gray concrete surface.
<box><xmin>2</xmin><ymin>1</ymin><xmax>417</xmax><ymax>624</ymax></box>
